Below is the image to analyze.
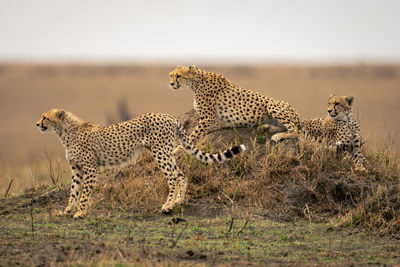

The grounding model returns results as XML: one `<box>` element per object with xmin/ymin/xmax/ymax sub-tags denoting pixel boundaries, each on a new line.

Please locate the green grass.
<box><xmin>0</xmin><ymin>197</ymin><xmax>399</xmax><ymax>266</ymax></box>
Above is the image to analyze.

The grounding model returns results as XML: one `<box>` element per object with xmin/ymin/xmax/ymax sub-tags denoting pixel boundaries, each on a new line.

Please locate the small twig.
<box><xmin>116</xmin><ymin>248</ymin><xmax>124</xmax><ymax>259</ymax></box>
<box><xmin>44</xmin><ymin>148</ymin><xmax>61</xmax><ymax>186</ymax></box>
<box><xmin>223</xmin><ymin>194</ymin><xmax>234</xmax><ymax>204</ymax></box>
<box><xmin>236</xmin><ymin>219</ymin><xmax>249</xmax><ymax>237</ymax></box>
<box><xmin>224</xmin><ymin>194</ymin><xmax>236</xmax><ymax>234</ymax></box>
<box><xmin>303</xmin><ymin>204</ymin><xmax>312</xmax><ymax>221</ymax></box>
<box><xmin>30</xmin><ymin>199</ymin><xmax>35</xmax><ymax>238</ymax></box>
<box><xmin>38</xmin><ymin>187</ymin><xmax>59</xmax><ymax>198</ymax></box>
<box><xmin>170</xmin><ymin>222</ymin><xmax>188</xmax><ymax>248</ymax></box>
<box><xmin>227</xmin><ymin>216</ymin><xmax>235</xmax><ymax>233</ymax></box>
<box><xmin>4</xmin><ymin>178</ymin><xmax>13</xmax><ymax>198</ymax></box>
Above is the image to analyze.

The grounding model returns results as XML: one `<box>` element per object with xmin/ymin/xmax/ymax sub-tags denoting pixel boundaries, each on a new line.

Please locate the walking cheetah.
<box><xmin>36</xmin><ymin>109</ymin><xmax>246</xmax><ymax>218</ymax></box>
<box><xmin>301</xmin><ymin>95</ymin><xmax>368</xmax><ymax>171</ymax></box>
<box><xmin>169</xmin><ymin>66</ymin><xmax>301</xmax><ymax>145</ymax></box>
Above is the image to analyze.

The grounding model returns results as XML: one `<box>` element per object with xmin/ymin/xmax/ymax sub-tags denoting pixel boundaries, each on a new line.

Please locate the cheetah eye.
<box><xmin>176</xmin><ymin>74</ymin><xmax>181</xmax><ymax>79</ymax></box>
<box><xmin>334</xmin><ymin>103</ymin><xmax>339</xmax><ymax>106</ymax></box>
<box><xmin>43</xmin><ymin>116</ymin><xmax>47</xmax><ymax>120</ymax></box>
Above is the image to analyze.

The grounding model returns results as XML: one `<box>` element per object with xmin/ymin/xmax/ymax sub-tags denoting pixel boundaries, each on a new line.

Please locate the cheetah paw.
<box><xmin>161</xmin><ymin>203</ymin><xmax>173</xmax><ymax>214</ymax></box>
<box><xmin>270</xmin><ymin>134</ymin><xmax>282</xmax><ymax>143</ymax></box>
<box><xmin>56</xmin><ymin>208</ymin><xmax>72</xmax><ymax>217</ymax></box>
<box><xmin>173</xmin><ymin>145</ymin><xmax>183</xmax><ymax>155</ymax></box>
<box><xmin>73</xmin><ymin>210</ymin><xmax>86</xmax><ymax>219</ymax></box>
<box><xmin>56</xmin><ymin>210</ymin><xmax>65</xmax><ymax>217</ymax></box>
<box><xmin>355</xmin><ymin>166</ymin><xmax>367</xmax><ymax>173</ymax></box>
<box><xmin>262</xmin><ymin>125</ymin><xmax>270</xmax><ymax>132</ymax></box>
<box><xmin>174</xmin><ymin>198</ymin><xmax>184</xmax><ymax>206</ymax></box>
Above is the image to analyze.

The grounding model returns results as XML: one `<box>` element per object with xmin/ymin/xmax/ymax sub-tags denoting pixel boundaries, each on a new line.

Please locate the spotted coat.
<box><xmin>301</xmin><ymin>95</ymin><xmax>367</xmax><ymax>171</ymax></box>
<box><xmin>169</xmin><ymin>66</ymin><xmax>301</xmax><ymax>144</ymax></box>
<box><xmin>36</xmin><ymin>109</ymin><xmax>245</xmax><ymax>218</ymax></box>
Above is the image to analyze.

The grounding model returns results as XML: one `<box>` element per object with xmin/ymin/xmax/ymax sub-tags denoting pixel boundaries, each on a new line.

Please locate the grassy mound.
<box><xmin>97</xmin><ymin>109</ymin><xmax>400</xmax><ymax>238</ymax></box>
<box><xmin>1</xmin><ymin>109</ymin><xmax>399</xmax><ymax>265</ymax></box>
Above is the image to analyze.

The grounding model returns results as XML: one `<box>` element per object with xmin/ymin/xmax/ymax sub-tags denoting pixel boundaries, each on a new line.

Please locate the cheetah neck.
<box><xmin>53</xmin><ymin>117</ymin><xmax>93</xmax><ymax>148</ymax></box>
<box><xmin>189</xmin><ymin>70</ymin><xmax>229</xmax><ymax>93</ymax></box>
<box><xmin>330</xmin><ymin>109</ymin><xmax>353</xmax><ymax>123</ymax></box>
<box><xmin>186</xmin><ymin>78</ymin><xmax>201</xmax><ymax>91</ymax></box>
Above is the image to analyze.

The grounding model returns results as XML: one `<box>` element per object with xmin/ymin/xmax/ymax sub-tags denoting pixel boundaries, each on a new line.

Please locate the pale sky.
<box><xmin>0</xmin><ymin>0</ymin><xmax>399</xmax><ymax>63</ymax></box>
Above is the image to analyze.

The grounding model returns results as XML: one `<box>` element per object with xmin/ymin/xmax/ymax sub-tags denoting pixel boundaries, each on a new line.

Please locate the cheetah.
<box><xmin>169</xmin><ymin>66</ymin><xmax>301</xmax><ymax>145</ymax></box>
<box><xmin>301</xmin><ymin>95</ymin><xmax>368</xmax><ymax>172</ymax></box>
<box><xmin>36</xmin><ymin>109</ymin><xmax>246</xmax><ymax>218</ymax></box>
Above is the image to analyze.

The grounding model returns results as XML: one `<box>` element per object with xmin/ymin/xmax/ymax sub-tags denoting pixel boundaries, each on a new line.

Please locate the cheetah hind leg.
<box><xmin>161</xmin><ymin>176</ymin><xmax>179</xmax><ymax>214</ymax></box>
<box><xmin>151</xmin><ymin>149</ymin><xmax>179</xmax><ymax>213</ymax></box>
<box><xmin>174</xmin><ymin>169</ymin><xmax>187</xmax><ymax>206</ymax></box>
<box><xmin>262</xmin><ymin>123</ymin><xmax>286</xmax><ymax>137</ymax></box>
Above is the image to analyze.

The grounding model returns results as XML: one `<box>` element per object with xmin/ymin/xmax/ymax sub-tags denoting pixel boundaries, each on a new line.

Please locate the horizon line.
<box><xmin>1</xmin><ymin>56</ymin><xmax>400</xmax><ymax>66</ymax></box>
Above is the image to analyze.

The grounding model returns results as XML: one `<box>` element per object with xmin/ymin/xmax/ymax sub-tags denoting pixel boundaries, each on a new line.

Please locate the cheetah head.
<box><xmin>36</xmin><ymin>109</ymin><xmax>66</xmax><ymax>132</ymax></box>
<box><xmin>327</xmin><ymin>95</ymin><xmax>354</xmax><ymax>121</ymax></box>
<box><xmin>169</xmin><ymin>65</ymin><xmax>195</xmax><ymax>90</ymax></box>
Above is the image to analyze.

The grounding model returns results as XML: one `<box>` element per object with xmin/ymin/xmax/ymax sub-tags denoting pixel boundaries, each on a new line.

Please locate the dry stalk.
<box><xmin>170</xmin><ymin>222</ymin><xmax>188</xmax><ymax>248</ymax></box>
<box><xmin>4</xmin><ymin>178</ymin><xmax>13</xmax><ymax>198</ymax></box>
<box><xmin>44</xmin><ymin>149</ymin><xmax>61</xmax><ymax>186</ymax></box>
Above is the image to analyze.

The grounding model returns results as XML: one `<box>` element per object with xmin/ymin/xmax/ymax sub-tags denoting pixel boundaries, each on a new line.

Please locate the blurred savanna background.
<box><xmin>0</xmin><ymin>0</ymin><xmax>399</xmax><ymax>195</ymax></box>
<box><xmin>2</xmin><ymin>1</ymin><xmax>400</xmax><ymax>265</ymax></box>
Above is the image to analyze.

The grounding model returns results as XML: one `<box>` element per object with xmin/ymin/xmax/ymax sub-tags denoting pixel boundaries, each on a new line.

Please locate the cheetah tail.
<box><xmin>188</xmin><ymin>144</ymin><xmax>247</xmax><ymax>164</ymax></box>
<box><xmin>175</xmin><ymin>120</ymin><xmax>246</xmax><ymax>164</ymax></box>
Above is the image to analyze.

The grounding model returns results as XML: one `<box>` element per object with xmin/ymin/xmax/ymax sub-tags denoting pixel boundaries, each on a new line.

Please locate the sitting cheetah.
<box><xmin>169</xmin><ymin>66</ymin><xmax>301</xmax><ymax>145</ymax></box>
<box><xmin>301</xmin><ymin>95</ymin><xmax>368</xmax><ymax>171</ymax></box>
<box><xmin>36</xmin><ymin>109</ymin><xmax>246</xmax><ymax>218</ymax></box>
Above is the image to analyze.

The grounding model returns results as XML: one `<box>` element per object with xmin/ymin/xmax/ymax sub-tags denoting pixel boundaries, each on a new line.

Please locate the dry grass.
<box><xmin>95</xmin><ymin>110</ymin><xmax>400</xmax><ymax>238</ymax></box>
<box><xmin>1</xmin><ymin>64</ymin><xmax>400</xmax><ymax>265</ymax></box>
<box><xmin>1</xmin><ymin>63</ymin><xmax>400</xmax><ymax>195</ymax></box>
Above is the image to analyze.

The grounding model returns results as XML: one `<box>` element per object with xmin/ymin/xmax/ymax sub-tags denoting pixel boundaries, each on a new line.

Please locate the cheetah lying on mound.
<box><xmin>301</xmin><ymin>95</ymin><xmax>368</xmax><ymax>172</ymax></box>
<box><xmin>36</xmin><ymin>109</ymin><xmax>245</xmax><ymax>218</ymax></box>
<box><xmin>169</xmin><ymin>66</ymin><xmax>301</xmax><ymax>145</ymax></box>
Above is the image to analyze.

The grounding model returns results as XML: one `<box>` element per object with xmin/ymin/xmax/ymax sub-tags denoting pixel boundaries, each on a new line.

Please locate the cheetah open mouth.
<box><xmin>329</xmin><ymin>114</ymin><xmax>338</xmax><ymax>119</ymax></box>
<box><xmin>39</xmin><ymin>126</ymin><xmax>48</xmax><ymax>132</ymax></box>
<box><xmin>171</xmin><ymin>82</ymin><xmax>181</xmax><ymax>90</ymax></box>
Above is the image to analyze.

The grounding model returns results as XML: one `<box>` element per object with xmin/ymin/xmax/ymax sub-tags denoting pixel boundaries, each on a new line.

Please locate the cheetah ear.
<box><xmin>346</xmin><ymin>96</ymin><xmax>354</xmax><ymax>106</ymax></box>
<box><xmin>328</xmin><ymin>94</ymin><xmax>335</xmax><ymax>101</ymax></box>
<box><xmin>57</xmin><ymin>110</ymin><xmax>65</xmax><ymax>120</ymax></box>
<box><xmin>188</xmin><ymin>65</ymin><xmax>196</xmax><ymax>70</ymax></box>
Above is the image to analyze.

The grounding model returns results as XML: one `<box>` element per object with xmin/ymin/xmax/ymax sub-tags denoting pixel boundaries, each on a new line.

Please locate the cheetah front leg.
<box><xmin>339</xmin><ymin>148</ymin><xmax>366</xmax><ymax>172</ymax></box>
<box><xmin>266</xmin><ymin>107</ymin><xmax>301</xmax><ymax>143</ymax></box>
<box><xmin>58</xmin><ymin>164</ymin><xmax>83</xmax><ymax>216</ymax></box>
<box><xmin>262</xmin><ymin>123</ymin><xmax>286</xmax><ymax>137</ymax></box>
<box><xmin>351</xmin><ymin>142</ymin><xmax>367</xmax><ymax>172</ymax></box>
<box><xmin>189</xmin><ymin>117</ymin><xmax>216</xmax><ymax>144</ymax></box>
<box><xmin>333</xmin><ymin>129</ymin><xmax>364</xmax><ymax>171</ymax></box>
<box><xmin>352</xmin><ymin>132</ymin><xmax>367</xmax><ymax>172</ymax></box>
<box><xmin>270</xmin><ymin>122</ymin><xmax>299</xmax><ymax>143</ymax></box>
<box><xmin>73</xmin><ymin>165</ymin><xmax>99</xmax><ymax>219</ymax></box>
<box><xmin>353</xmin><ymin>151</ymin><xmax>367</xmax><ymax>172</ymax></box>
